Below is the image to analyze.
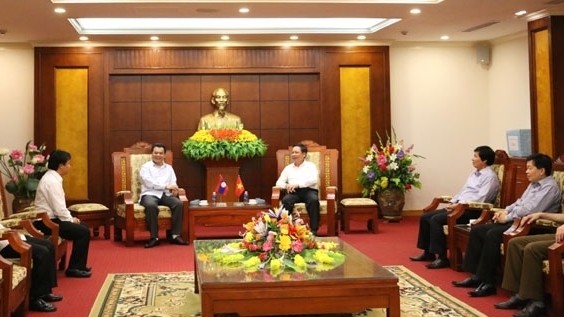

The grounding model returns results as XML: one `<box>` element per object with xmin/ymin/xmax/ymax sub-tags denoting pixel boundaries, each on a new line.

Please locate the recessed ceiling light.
<box><xmin>79</xmin><ymin>36</ymin><xmax>88</xmax><ymax>41</ymax></box>
<box><xmin>515</xmin><ymin>10</ymin><xmax>527</xmax><ymax>17</ymax></box>
<box><xmin>289</xmin><ymin>35</ymin><xmax>299</xmax><ymax>40</ymax></box>
<box><xmin>69</xmin><ymin>18</ymin><xmax>401</xmax><ymax>35</ymax></box>
<box><xmin>440</xmin><ymin>35</ymin><xmax>449</xmax><ymax>40</ymax></box>
<box><xmin>150</xmin><ymin>35</ymin><xmax>159</xmax><ymax>41</ymax></box>
<box><xmin>221</xmin><ymin>35</ymin><xmax>230</xmax><ymax>40</ymax></box>
<box><xmin>239</xmin><ymin>7</ymin><xmax>250</xmax><ymax>14</ymax></box>
<box><xmin>410</xmin><ymin>8</ymin><xmax>421</xmax><ymax>15</ymax></box>
<box><xmin>357</xmin><ymin>35</ymin><xmax>366</xmax><ymax>40</ymax></box>
<box><xmin>54</xmin><ymin>7</ymin><xmax>66</xmax><ymax>14</ymax></box>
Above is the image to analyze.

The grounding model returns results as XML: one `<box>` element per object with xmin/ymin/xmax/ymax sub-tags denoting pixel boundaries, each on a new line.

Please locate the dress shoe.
<box><xmin>452</xmin><ymin>277</ymin><xmax>481</xmax><ymax>288</ymax></box>
<box><xmin>468</xmin><ymin>283</ymin><xmax>496</xmax><ymax>297</ymax></box>
<box><xmin>29</xmin><ymin>298</ymin><xmax>57</xmax><ymax>312</ymax></box>
<box><xmin>65</xmin><ymin>268</ymin><xmax>92</xmax><ymax>278</ymax></box>
<box><xmin>426</xmin><ymin>258</ymin><xmax>450</xmax><ymax>269</ymax></box>
<box><xmin>168</xmin><ymin>236</ymin><xmax>188</xmax><ymax>245</ymax></box>
<box><xmin>144</xmin><ymin>237</ymin><xmax>160</xmax><ymax>248</ymax></box>
<box><xmin>81</xmin><ymin>266</ymin><xmax>92</xmax><ymax>272</ymax></box>
<box><xmin>409</xmin><ymin>252</ymin><xmax>435</xmax><ymax>262</ymax></box>
<box><xmin>41</xmin><ymin>293</ymin><xmax>63</xmax><ymax>302</ymax></box>
<box><xmin>495</xmin><ymin>295</ymin><xmax>529</xmax><ymax>310</ymax></box>
<box><xmin>513</xmin><ymin>302</ymin><xmax>546</xmax><ymax>317</ymax></box>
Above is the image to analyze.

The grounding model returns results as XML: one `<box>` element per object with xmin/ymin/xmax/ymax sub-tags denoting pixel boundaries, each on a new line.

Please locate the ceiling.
<box><xmin>1</xmin><ymin>0</ymin><xmax>564</xmax><ymax>47</ymax></box>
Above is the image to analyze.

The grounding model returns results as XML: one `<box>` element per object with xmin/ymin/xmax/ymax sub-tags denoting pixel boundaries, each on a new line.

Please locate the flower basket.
<box><xmin>0</xmin><ymin>141</ymin><xmax>48</xmax><ymax>200</ymax></box>
<box><xmin>182</xmin><ymin>129</ymin><xmax>267</xmax><ymax>161</ymax></box>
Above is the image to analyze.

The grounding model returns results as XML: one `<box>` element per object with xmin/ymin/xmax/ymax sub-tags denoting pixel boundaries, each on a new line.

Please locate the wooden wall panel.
<box><xmin>35</xmin><ymin>46</ymin><xmax>391</xmax><ymax>208</ymax></box>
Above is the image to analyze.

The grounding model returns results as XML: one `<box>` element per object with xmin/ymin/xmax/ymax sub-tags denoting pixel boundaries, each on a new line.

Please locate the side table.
<box><xmin>452</xmin><ymin>224</ymin><xmax>471</xmax><ymax>271</ymax></box>
<box><xmin>68</xmin><ymin>203</ymin><xmax>110</xmax><ymax>239</ymax></box>
<box><xmin>339</xmin><ymin>198</ymin><xmax>378</xmax><ymax>233</ymax></box>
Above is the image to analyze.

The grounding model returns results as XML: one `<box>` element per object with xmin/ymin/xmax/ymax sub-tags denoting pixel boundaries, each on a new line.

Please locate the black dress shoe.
<box><xmin>29</xmin><ymin>298</ymin><xmax>57</xmax><ymax>312</ymax></box>
<box><xmin>81</xmin><ymin>266</ymin><xmax>92</xmax><ymax>272</ymax></box>
<box><xmin>514</xmin><ymin>302</ymin><xmax>546</xmax><ymax>317</ymax></box>
<box><xmin>409</xmin><ymin>252</ymin><xmax>435</xmax><ymax>262</ymax></box>
<box><xmin>65</xmin><ymin>268</ymin><xmax>92</xmax><ymax>278</ymax></box>
<box><xmin>495</xmin><ymin>295</ymin><xmax>529</xmax><ymax>310</ymax></box>
<box><xmin>426</xmin><ymin>258</ymin><xmax>450</xmax><ymax>269</ymax></box>
<box><xmin>144</xmin><ymin>237</ymin><xmax>160</xmax><ymax>248</ymax></box>
<box><xmin>41</xmin><ymin>293</ymin><xmax>63</xmax><ymax>302</ymax></box>
<box><xmin>452</xmin><ymin>277</ymin><xmax>481</xmax><ymax>288</ymax></box>
<box><xmin>468</xmin><ymin>283</ymin><xmax>496</xmax><ymax>297</ymax></box>
<box><xmin>169</xmin><ymin>236</ymin><xmax>188</xmax><ymax>245</ymax></box>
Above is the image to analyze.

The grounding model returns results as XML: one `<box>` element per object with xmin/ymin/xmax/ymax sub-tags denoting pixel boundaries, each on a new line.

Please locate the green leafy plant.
<box><xmin>182</xmin><ymin>128</ymin><xmax>267</xmax><ymax>161</ymax></box>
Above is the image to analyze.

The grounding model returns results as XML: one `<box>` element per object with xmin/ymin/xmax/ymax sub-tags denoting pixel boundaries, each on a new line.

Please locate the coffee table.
<box><xmin>188</xmin><ymin>203</ymin><xmax>271</xmax><ymax>244</ymax></box>
<box><xmin>194</xmin><ymin>237</ymin><xmax>400</xmax><ymax>317</ymax></box>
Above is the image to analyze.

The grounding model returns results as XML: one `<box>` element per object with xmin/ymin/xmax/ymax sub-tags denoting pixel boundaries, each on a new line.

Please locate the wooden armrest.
<box><xmin>547</xmin><ymin>240</ymin><xmax>564</xmax><ymax>311</ymax></box>
<box><xmin>326</xmin><ymin>186</ymin><xmax>337</xmax><ymax>200</ymax></box>
<box><xmin>0</xmin><ymin>230</ymin><xmax>32</xmax><ymax>268</ymax></box>
<box><xmin>21</xmin><ymin>219</ymin><xmax>45</xmax><ymax>238</ymax></box>
<box><xmin>178</xmin><ymin>188</ymin><xmax>188</xmax><ymax>202</ymax></box>
<box><xmin>422</xmin><ymin>196</ymin><xmax>452</xmax><ymax>212</ymax></box>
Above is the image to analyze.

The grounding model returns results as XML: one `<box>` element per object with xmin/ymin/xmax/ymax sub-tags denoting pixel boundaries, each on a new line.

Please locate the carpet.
<box><xmin>89</xmin><ymin>266</ymin><xmax>486</xmax><ymax>317</ymax></box>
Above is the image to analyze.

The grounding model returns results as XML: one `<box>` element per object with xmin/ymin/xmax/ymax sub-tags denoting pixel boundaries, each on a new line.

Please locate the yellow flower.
<box><xmin>293</xmin><ymin>254</ymin><xmax>306</xmax><ymax>269</ymax></box>
<box><xmin>243</xmin><ymin>256</ymin><xmax>261</xmax><ymax>268</ymax></box>
<box><xmin>278</xmin><ymin>235</ymin><xmax>291</xmax><ymax>251</ymax></box>
<box><xmin>189</xmin><ymin>130</ymin><xmax>215</xmax><ymax>142</ymax></box>
<box><xmin>270</xmin><ymin>258</ymin><xmax>282</xmax><ymax>271</ymax></box>
<box><xmin>237</xmin><ymin>129</ymin><xmax>258</xmax><ymax>142</ymax></box>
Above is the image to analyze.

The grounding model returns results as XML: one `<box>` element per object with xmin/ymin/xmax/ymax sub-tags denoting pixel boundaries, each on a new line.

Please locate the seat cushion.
<box><xmin>542</xmin><ymin>259</ymin><xmax>564</xmax><ymax>275</ymax></box>
<box><xmin>68</xmin><ymin>203</ymin><xmax>109</xmax><ymax>213</ymax></box>
<box><xmin>340</xmin><ymin>198</ymin><xmax>377</xmax><ymax>206</ymax></box>
<box><xmin>0</xmin><ymin>264</ymin><xmax>27</xmax><ymax>289</ymax></box>
<box><xmin>116</xmin><ymin>204</ymin><xmax>172</xmax><ymax>219</ymax></box>
<box><xmin>293</xmin><ymin>200</ymin><xmax>329</xmax><ymax>215</ymax></box>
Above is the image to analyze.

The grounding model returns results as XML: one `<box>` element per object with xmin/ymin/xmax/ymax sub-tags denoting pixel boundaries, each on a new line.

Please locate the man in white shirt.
<box><xmin>275</xmin><ymin>143</ymin><xmax>320</xmax><ymax>235</ymax></box>
<box><xmin>33</xmin><ymin>150</ymin><xmax>92</xmax><ymax>278</ymax></box>
<box><xmin>139</xmin><ymin>143</ymin><xmax>187</xmax><ymax>248</ymax></box>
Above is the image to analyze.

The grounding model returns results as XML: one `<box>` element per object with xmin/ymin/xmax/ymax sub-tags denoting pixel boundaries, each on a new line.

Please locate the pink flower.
<box><xmin>23</xmin><ymin>164</ymin><xmax>35</xmax><ymax>175</ymax></box>
<box><xmin>10</xmin><ymin>149</ymin><xmax>24</xmax><ymax>162</ymax></box>
<box><xmin>31</xmin><ymin>154</ymin><xmax>45</xmax><ymax>164</ymax></box>
<box><xmin>262</xmin><ymin>240</ymin><xmax>273</xmax><ymax>252</ymax></box>
<box><xmin>27</xmin><ymin>144</ymin><xmax>38</xmax><ymax>151</ymax></box>
<box><xmin>291</xmin><ymin>240</ymin><xmax>303</xmax><ymax>253</ymax></box>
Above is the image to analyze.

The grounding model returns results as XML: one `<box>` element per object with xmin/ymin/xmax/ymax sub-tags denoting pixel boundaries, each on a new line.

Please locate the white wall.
<box><xmin>0</xmin><ymin>37</ymin><xmax>531</xmax><ymax>212</ymax></box>
<box><xmin>0</xmin><ymin>44</ymin><xmax>35</xmax><ymax>211</ymax></box>
<box><xmin>390</xmin><ymin>34</ymin><xmax>531</xmax><ymax>210</ymax></box>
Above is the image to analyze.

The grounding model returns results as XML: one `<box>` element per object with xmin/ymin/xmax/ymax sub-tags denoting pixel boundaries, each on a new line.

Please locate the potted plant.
<box><xmin>357</xmin><ymin>130</ymin><xmax>423</xmax><ymax>221</ymax></box>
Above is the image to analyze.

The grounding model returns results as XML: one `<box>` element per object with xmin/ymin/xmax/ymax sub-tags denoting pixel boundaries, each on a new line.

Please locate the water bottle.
<box><xmin>243</xmin><ymin>191</ymin><xmax>249</xmax><ymax>204</ymax></box>
<box><xmin>211</xmin><ymin>191</ymin><xmax>217</xmax><ymax>205</ymax></box>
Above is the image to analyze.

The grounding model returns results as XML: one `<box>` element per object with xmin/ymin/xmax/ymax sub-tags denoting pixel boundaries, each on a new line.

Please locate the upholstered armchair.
<box><xmin>0</xmin><ymin>229</ymin><xmax>32</xmax><ymax>317</ymax></box>
<box><xmin>420</xmin><ymin>149</ymin><xmax>509</xmax><ymax>270</ymax></box>
<box><xmin>271</xmin><ymin>140</ymin><xmax>339</xmax><ymax>236</ymax></box>
<box><xmin>111</xmin><ymin>141</ymin><xmax>190</xmax><ymax>246</ymax></box>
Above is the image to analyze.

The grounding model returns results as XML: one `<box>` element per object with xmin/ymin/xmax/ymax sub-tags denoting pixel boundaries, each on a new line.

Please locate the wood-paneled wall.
<box><xmin>35</xmin><ymin>46</ymin><xmax>391</xmax><ymax>208</ymax></box>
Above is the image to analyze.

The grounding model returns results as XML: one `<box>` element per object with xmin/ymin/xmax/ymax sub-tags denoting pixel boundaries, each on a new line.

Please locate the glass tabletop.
<box><xmin>194</xmin><ymin>237</ymin><xmax>395</xmax><ymax>283</ymax></box>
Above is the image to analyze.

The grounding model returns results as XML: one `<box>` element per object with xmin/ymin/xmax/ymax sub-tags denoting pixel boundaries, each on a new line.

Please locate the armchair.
<box><xmin>111</xmin><ymin>141</ymin><xmax>190</xmax><ymax>246</ymax></box>
<box><xmin>0</xmin><ymin>230</ymin><xmax>31</xmax><ymax>317</ymax></box>
<box><xmin>271</xmin><ymin>140</ymin><xmax>339</xmax><ymax>236</ymax></box>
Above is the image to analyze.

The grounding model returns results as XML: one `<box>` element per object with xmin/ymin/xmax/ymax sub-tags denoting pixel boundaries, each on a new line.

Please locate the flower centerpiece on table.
<box><xmin>207</xmin><ymin>208</ymin><xmax>345</xmax><ymax>275</ymax></box>
<box><xmin>0</xmin><ymin>141</ymin><xmax>48</xmax><ymax>198</ymax></box>
<box><xmin>182</xmin><ymin>128</ymin><xmax>267</xmax><ymax>161</ymax></box>
<box><xmin>357</xmin><ymin>130</ymin><xmax>423</xmax><ymax>197</ymax></box>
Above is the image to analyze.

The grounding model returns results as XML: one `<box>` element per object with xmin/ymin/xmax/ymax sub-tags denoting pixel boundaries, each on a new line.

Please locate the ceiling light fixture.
<box><xmin>357</xmin><ymin>35</ymin><xmax>366</xmax><ymax>40</ymax></box>
<box><xmin>514</xmin><ymin>10</ymin><xmax>527</xmax><ymax>17</ymax></box>
<box><xmin>289</xmin><ymin>35</ymin><xmax>299</xmax><ymax>40</ymax></box>
<box><xmin>410</xmin><ymin>8</ymin><xmax>421</xmax><ymax>15</ymax></box>
<box><xmin>221</xmin><ymin>35</ymin><xmax>230</xmax><ymax>40</ymax></box>
<box><xmin>150</xmin><ymin>35</ymin><xmax>159</xmax><ymax>41</ymax></box>
<box><xmin>239</xmin><ymin>7</ymin><xmax>250</xmax><ymax>14</ymax></box>
<box><xmin>440</xmin><ymin>35</ymin><xmax>449</xmax><ymax>40</ymax></box>
<box><xmin>54</xmin><ymin>7</ymin><xmax>66</xmax><ymax>14</ymax></box>
<box><xmin>79</xmin><ymin>36</ymin><xmax>88</xmax><ymax>41</ymax></box>
<box><xmin>69</xmin><ymin>17</ymin><xmax>401</xmax><ymax>35</ymax></box>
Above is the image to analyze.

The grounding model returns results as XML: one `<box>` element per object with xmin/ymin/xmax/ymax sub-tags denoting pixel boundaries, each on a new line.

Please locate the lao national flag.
<box><xmin>215</xmin><ymin>174</ymin><xmax>228</xmax><ymax>195</ymax></box>
<box><xmin>235</xmin><ymin>175</ymin><xmax>245</xmax><ymax>198</ymax></box>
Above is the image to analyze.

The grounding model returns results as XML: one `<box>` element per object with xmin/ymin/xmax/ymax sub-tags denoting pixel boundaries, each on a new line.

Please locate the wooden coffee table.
<box><xmin>194</xmin><ymin>237</ymin><xmax>400</xmax><ymax>317</ymax></box>
<box><xmin>188</xmin><ymin>203</ymin><xmax>270</xmax><ymax>244</ymax></box>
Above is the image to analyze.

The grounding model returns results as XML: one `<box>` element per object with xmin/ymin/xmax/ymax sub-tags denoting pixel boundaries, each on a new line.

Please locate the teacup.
<box><xmin>248</xmin><ymin>199</ymin><xmax>257</xmax><ymax>205</ymax></box>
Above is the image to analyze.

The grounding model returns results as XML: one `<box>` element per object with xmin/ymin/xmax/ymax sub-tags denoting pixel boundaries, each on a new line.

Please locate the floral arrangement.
<box><xmin>182</xmin><ymin>128</ymin><xmax>267</xmax><ymax>161</ymax></box>
<box><xmin>357</xmin><ymin>130</ymin><xmax>423</xmax><ymax>197</ymax></box>
<box><xmin>203</xmin><ymin>208</ymin><xmax>345</xmax><ymax>275</ymax></box>
<box><xmin>0</xmin><ymin>141</ymin><xmax>48</xmax><ymax>198</ymax></box>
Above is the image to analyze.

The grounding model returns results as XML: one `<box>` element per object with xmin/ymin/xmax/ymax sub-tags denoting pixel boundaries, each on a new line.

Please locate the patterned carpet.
<box><xmin>89</xmin><ymin>266</ymin><xmax>486</xmax><ymax>317</ymax></box>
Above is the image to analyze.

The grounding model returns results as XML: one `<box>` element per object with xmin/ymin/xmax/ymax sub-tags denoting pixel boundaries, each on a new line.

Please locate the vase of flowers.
<box><xmin>357</xmin><ymin>130</ymin><xmax>423</xmax><ymax>221</ymax></box>
<box><xmin>0</xmin><ymin>141</ymin><xmax>48</xmax><ymax>213</ymax></box>
<box><xmin>181</xmin><ymin>128</ymin><xmax>267</xmax><ymax>161</ymax></box>
<box><xmin>203</xmin><ymin>208</ymin><xmax>345</xmax><ymax>275</ymax></box>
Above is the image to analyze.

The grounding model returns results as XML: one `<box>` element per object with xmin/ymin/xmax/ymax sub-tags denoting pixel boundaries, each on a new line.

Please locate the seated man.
<box><xmin>410</xmin><ymin>145</ymin><xmax>499</xmax><ymax>269</ymax></box>
<box><xmin>0</xmin><ymin>224</ymin><xmax>61</xmax><ymax>312</ymax></box>
<box><xmin>275</xmin><ymin>143</ymin><xmax>320</xmax><ymax>235</ymax></box>
<box><xmin>494</xmin><ymin>212</ymin><xmax>564</xmax><ymax>317</ymax></box>
<box><xmin>33</xmin><ymin>149</ymin><xmax>92</xmax><ymax>278</ymax></box>
<box><xmin>198</xmin><ymin>88</ymin><xmax>243</xmax><ymax>130</ymax></box>
<box><xmin>139</xmin><ymin>142</ymin><xmax>187</xmax><ymax>248</ymax></box>
<box><xmin>452</xmin><ymin>153</ymin><xmax>561</xmax><ymax>297</ymax></box>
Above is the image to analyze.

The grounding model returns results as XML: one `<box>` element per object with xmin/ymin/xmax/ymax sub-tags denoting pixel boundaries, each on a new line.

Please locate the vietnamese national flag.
<box><xmin>235</xmin><ymin>175</ymin><xmax>245</xmax><ymax>198</ymax></box>
<box><xmin>215</xmin><ymin>174</ymin><xmax>229</xmax><ymax>195</ymax></box>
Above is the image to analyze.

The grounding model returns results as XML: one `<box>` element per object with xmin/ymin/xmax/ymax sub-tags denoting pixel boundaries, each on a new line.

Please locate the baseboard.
<box><xmin>403</xmin><ymin>210</ymin><xmax>422</xmax><ymax>217</ymax></box>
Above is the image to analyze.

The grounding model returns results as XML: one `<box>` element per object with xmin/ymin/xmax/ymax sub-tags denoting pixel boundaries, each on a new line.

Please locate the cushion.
<box><xmin>542</xmin><ymin>259</ymin><xmax>564</xmax><ymax>275</ymax></box>
<box><xmin>0</xmin><ymin>264</ymin><xmax>27</xmax><ymax>289</ymax></box>
<box><xmin>68</xmin><ymin>203</ymin><xmax>109</xmax><ymax>213</ymax></box>
<box><xmin>340</xmin><ymin>198</ymin><xmax>377</xmax><ymax>206</ymax></box>
<box><xmin>293</xmin><ymin>200</ymin><xmax>330</xmax><ymax>215</ymax></box>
